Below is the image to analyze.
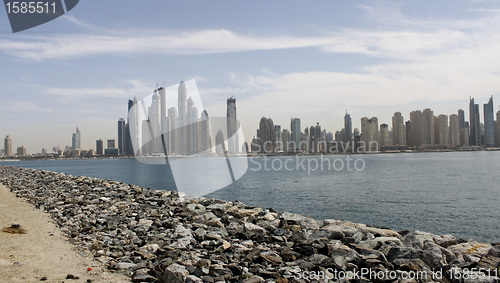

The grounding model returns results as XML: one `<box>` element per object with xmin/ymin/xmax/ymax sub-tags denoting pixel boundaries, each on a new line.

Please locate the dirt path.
<box><xmin>0</xmin><ymin>183</ymin><xmax>130</xmax><ymax>283</ymax></box>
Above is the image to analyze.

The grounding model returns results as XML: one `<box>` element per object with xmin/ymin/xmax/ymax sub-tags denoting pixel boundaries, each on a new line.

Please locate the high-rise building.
<box><xmin>483</xmin><ymin>96</ymin><xmax>494</xmax><ymax>147</ymax></box>
<box><xmin>392</xmin><ymin>112</ymin><xmax>406</xmax><ymax>146</ymax></box>
<box><xmin>495</xmin><ymin>110</ymin><xmax>500</xmax><ymax>147</ymax></box>
<box><xmin>72</xmin><ymin>127</ymin><xmax>81</xmax><ymax>150</ymax></box>
<box><xmin>274</xmin><ymin>125</ymin><xmax>282</xmax><ymax>152</ymax></box>
<box><xmin>363</xmin><ymin>117</ymin><xmax>379</xmax><ymax>151</ymax></box>
<box><xmin>4</xmin><ymin>135</ymin><xmax>12</xmax><ymax>156</ymax></box>
<box><xmin>469</xmin><ymin>97</ymin><xmax>481</xmax><ymax>146</ymax></box>
<box><xmin>458</xmin><ymin>109</ymin><xmax>465</xmax><ymax>129</ymax></box>
<box><xmin>290</xmin><ymin>118</ymin><xmax>301</xmax><ymax>151</ymax></box>
<box><xmin>215</xmin><ymin>130</ymin><xmax>225</xmax><ymax>155</ymax></box>
<box><xmin>188</xmin><ymin>105</ymin><xmax>199</xmax><ymax>154</ymax></box>
<box><xmin>282</xmin><ymin>129</ymin><xmax>290</xmax><ymax>153</ymax></box>
<box><xmin>437</xmin><ymin>114</ymin><xmax>449</xmax><ymax>145</ymax></box>
<box><xmin>258</xmin><ymin>117</ymin><xmax>275</xmax><ymax>152</ymax></box>
<box><xmin>178</xmin><ymin>81</ymin><xmax>188</xmax><ymax>154</ymax></box>
<box><xmin>409</xmin><ymin>110</ymin><xmax>423</xmax><ymax>148</ymax></box>
<box><xmin>422</xmin><ymin>108</ymin><xmax>435</xmax><ymax>146</ymax></box>
<box><xmin>168</xmin><ymin>107</ymin><xmax>178</xmax><ymax>154</ymax></box>
<box><xmin>227</xmin><ymin>97</ymin><xmax>238</xmax><ymax>153</ymax></box>
<box><xmin>96</xmin><ymin>139</ymin><xmax>104</xmax><ymax>155</ymax></box>
<box><xmin>380</xmin><ymin>124</ymin><xmax>390</xmax><ymax>146</ymax></box>
<box><xmin>344</xmin><ymin>111</ymin><xmax>352</xmax><ymax>144</ymax></box>
<box><xmin>118</xmin><ymin>118</ymin><xmax>126</xmax><ymax>155</ymax></box>
<box><xmin>107</xmin><ymin>139</ymin><xmax>116</xmax><ymax>149</ymax></box>
<box><xmin>17</xmin><ymin>145</ymin><xmax>26</xmax><ymax>157</ymax></box>
<box><xmin>200</xmin><ymin>110</ymin><xmax>211</xmax><ymax>152</ymax></box>
<box><xmin>449</xmin><ymin>114</ymin><xmax>460</xmax><ymax>146</ymax></box>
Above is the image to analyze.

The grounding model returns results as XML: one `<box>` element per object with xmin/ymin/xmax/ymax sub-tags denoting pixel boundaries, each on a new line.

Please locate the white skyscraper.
<box><xmin>178</xmin><ymin>81</ymin><xmax>188</xmax><ymax>154</ymax></box>
<box><xmin>72</xmin><ymin>127</ymin><xmax>81</xmax><ymax>150</ymax></box>
<box><xmin>227</xmin><ymin>97</ymin><xmax>238</xmax><ymax>153</ymax></box>
<box><xmin>168</xmin><ymin>107</ymin><xmax>178</xmax><ymax>154</ymax></box>
<box><xmin>150</xmin><ymin>89</ymin><xmax>162</xmax><ymax>153</ymax></box>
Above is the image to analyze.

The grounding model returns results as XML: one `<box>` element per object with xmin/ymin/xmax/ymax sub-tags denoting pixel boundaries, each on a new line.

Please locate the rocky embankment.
<box><xmin>0</xmin><ymin>166</ymin><xmax>499</xmax><ymax>283</ymax></box>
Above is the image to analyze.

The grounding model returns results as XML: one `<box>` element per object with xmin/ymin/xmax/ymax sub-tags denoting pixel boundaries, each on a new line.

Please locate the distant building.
<box><xmin>422</xmin><ymin>108</ymin><xmax>435</xmax><ymax>146</ymax></box>
<box><xmin>4</xmin><ymin>135</ymin><xmax>12</xmax><ymax>156</ymax></box>
<box><xmin>199</xmin><ymin>110</ymin><xmax>211</xmax><ymax>153</ymax></box>
<box><xmin>362</xmin><ymin>117</ymin><xmax>379</xmax><ymax>151</ymax></box>
<box><xmin>496</xmin><ymin>110</ymin><xmax>500</xmax><ymax>147</ymax></box>
<box><xmin>449</xmin><ymin>114</ymin><xmax>460</xmax><ymax>146</ymax></box>
<box><xmin>17</xmin><ymin>145</ymin><xmax>26</xmax><ymax>157</ymax></box>
<box><xmin>227</xmin><ymin>96</ymin><xmax>238</xmax><ymax>153</ymax></box>
<box><xmin>107</xmin><ymin>139</ymin><xmax>116</xmax><ymax>149</ymax></box>
<box><xmin>483</xmin><ymin>96</ymin><xmax>494</xmax><ymax>147</ymax></box>
<box><xmin>437</xmin><ymin>114</ymin><xmax>449</xmax><ymax>145</ymax></box>
<box><xmin>72</xmin><ymin>127</ymin><xmax>81</xmax><ymax>150</ymax></box>
<box><xmin>469</xmin><ymin>97</ymin><xmax>481</xmax><ymax>145</ymax></box>
<box><xmin>282</xmin><ymin>129</ymin><xmax>290</xmax><ymax>152</ymax></box>
<box><xmin>215</xmin><ymin>130</ymin><xmax>225</xmax><ymax>155</ymax></box>
<box><xmin>290</xmin><ymin>118</ymin><xmax>301</xmax><ymax>151</ymax></box>
<box><xmin>258</xmin><ymin>117</ymin><xmax>275</xmax><ymax>152</ymax></box>
<box><xmin>96</xmin><ymin>139</ymin><xmax>104</xmax><ymax>155</ymax></box>
<box><xmin>458</xmin><ymin>109</ymin><xmax>465</xmax><ymax>129</ymax></box>
<box><xmin>344</xmin><ymin>111</ymin><xmax>352</xmax><ymax>144</ymax></box>
<box><xmin>274</xmin><ymin>125</ymin><xmax>282</xmax><ymax>152</ymax></box>
<box><xmin>118</xmin><ymin>118</ymin><xmax>126</xmax><ymax>155</ymax></box>
<box><xmin>392</xmin><ymin>112</ymin><xmax>406</xmax><ymax>146</ymax></box>
<box><xmin>380</xmin><ymin>124</ymin><xmax>390</xmax><ymax>146</ymax></box>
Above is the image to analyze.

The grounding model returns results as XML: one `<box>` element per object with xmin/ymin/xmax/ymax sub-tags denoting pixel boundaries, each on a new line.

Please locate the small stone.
<box><xmin>11</xmin><ymin>222</ymin><xmax>20</xmax><ymax>228</ymax></box>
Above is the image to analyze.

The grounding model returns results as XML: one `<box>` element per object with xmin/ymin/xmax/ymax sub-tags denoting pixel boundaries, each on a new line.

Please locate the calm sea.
<box><xmin>1</xmin><ymin>151</ymin><xmax>499</xmax><ymax>243</ymax></box>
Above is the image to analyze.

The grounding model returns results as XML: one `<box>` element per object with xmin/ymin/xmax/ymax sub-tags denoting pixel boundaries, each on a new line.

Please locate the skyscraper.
<box><xmin>380</xmin><ymin>124</ymin><xmax>390</xmax><ymax>146</ymax></box>
<box><xmin>200</xmin><ymin>110</ymin><xmax>211</xmax><ymax>152</ymax></box>
<box><xmin>366</xmin><ymin>117</ymin><xmax>379</xmax><ymax>151</ymax></box>
<box><xmin>449</xmin><ymin>114</ymin><xmax>460</xmax><ymax>146</ymax></box>
<box><xmin>496</xmin><ymin>110</ymin><xmax>500</xmax><ymax>147</ymax></box>
<box><xmin>4</xmin><ymin>135</ymin><xmax>12</xmax><ymax>156</ymax></box>
<box><xmin>96</xmin><ymin>139</ymin><xmax>104</xmax><ymax>155</ymax></box>
<box><xmin>118</xmin><ymin>118</ymin><xmax>126</xmax><ymax>155</ymax></box>
<box><xmin>392</xmin><ymin>112</ymin><xmax>406</xmax><ymax>146</ymax></box>
<box><xmin>344</xmin><ymin>111</ymin><xmax>352</xmax><ymax>144</ymax></box>
<box><xmin>469</xmin><ymin>97</ymin><xmax>480</xmax><ymax>146</ymax></box>
<box><xmin>227</xmin><ymin>96</ymin><xmax>238</xmax><ymax>153</ymax></box>
<box><xmin>258</xmin><ymin>117</ymin><xmax>275</xmax><ymax>152</ymax></box>
<box><xmin>422</xmin><ymin>108</ymin><xmax>435</xmax><ymax>145</ymax></box>
<box><xmin>178</xmin><ymin>81</ymin><xmax>188</xmax><ymax>154</ymax></box>
<box><xmin>168</xmin><ymin>107</ymin><xmax>178</xmax><ymax>154</ymax></box>
<box><xmin>458</xmin><ymin>109</ymin><xmax>465</xmax><ymax>129</ymax></box>
<box><xmin>274</xmin><ymin>125</ymin><xmax>282</xmax><ymax>151</ymax></box>
<box><xmin>290</xmin><ymin>118</ymin><xmax>301</xmax><ymax>151</ymax></box>
<box><xmin>483</xmin><ymin>96</ymin><xmax>494</xmax><ymax>147</ymax></box>
<box><xmin>409</xmin><ymin>110</ymin><xmax>423</xmax><ymax>148</ymax></box>
<box><xmin>72</xmin><ymin>127</ymin><xmax>81</xmax><ymax>150</ymax></box>
<box><xmin>437</xmin><ymin>114</ymin><xmax>449</xmax><ymax>145</ymax></box>
<box><xmin>150</xmin><ymin>88</ymin><xmax>162</xmax><ymax>153</ymax></box>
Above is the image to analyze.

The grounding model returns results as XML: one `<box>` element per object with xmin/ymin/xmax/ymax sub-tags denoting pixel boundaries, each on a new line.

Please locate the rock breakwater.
<box><xmin>0</xmin><ymin>166</ymin><xmax>499</xmax><ymax>283</ymax></box>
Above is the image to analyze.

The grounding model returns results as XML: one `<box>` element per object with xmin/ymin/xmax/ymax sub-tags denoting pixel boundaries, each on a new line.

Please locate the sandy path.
<box><xmin>0</xmin><ymin>184</ymin><xmax>130</xmax><ymax>283</ymax></box>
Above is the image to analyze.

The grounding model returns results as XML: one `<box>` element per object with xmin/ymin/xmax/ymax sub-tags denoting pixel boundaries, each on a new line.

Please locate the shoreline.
<box><xmin>1</xmin><ymin>165</ymin><xmax>499</xmax><ymax>282</ymax></box>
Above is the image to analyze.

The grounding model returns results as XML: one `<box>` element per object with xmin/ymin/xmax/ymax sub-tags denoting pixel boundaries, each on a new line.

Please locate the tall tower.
<box><xmin>469</xmin><ymin>97</ymin><xmax>480</xmax><ymax>145</ymax></box>
<box><xmin>151</xmin><ymin>88</ymin><xmax>162</xmax><ymax>153</ymax></box>
<box><xmin>168</xmin><ymin>107</ymin><xmax>178</xmax><ymax>154</ymax></box>
<box><xmin>118</xmin><ymin>118</ymin><xmax>126</xmax><ymax>155</ymax></box>
<box><xmin>227</xmin><ymin>96</ymin><xmax>238</xmax><ymax>153</ymax></box>
<box><xmin>200</xmin><ymin>110</ymin><xmax>211</xmax><ymax>152</ymax></box>
<box><xmin>458</xmin><ymin>109</ymin><xmax>465</xmax><ymax>129</ymax></box>
<box><xmin>449</xmin><ymin>114</ymin><xmax>460</xmax><ymax>146</ymax></box>
<box><xmin>392</xmin><ymin>112</ymin><xmax>406</xmax><ymax>146</ymax></box>
<box><xmin>72</xmin><ymin>127</ymin><xmax>81</xmax><ymax>150</ymax></box>
<box><xmin>437</xmin><ymin>114</ymin><xmax>449</xmax><ymax>145</ymax></box>
<box><xmin>409</xmin><ymin>110</ymin><xmax>423</xmax><ymax>148</ymax></box>
<box><xmin>290</xmin><ymin>118</ymin><xmax>301</xmax><ymax>151</ymax></box>
<box><xmin>483</xmin><ymin>96</ymin><xmax>494</xmax><ymax>147</ymax></box>
<box><xmin>422</xmin><ymin>108</ymin><xmax>434</xmax><ymax>145</ymax></box>
<box><xmin>4</xmin><ymin>135</ymin><xmax>12</xmax><ymax>156</ymax></box>
<box><xmin>344</xmin><ymin>111</ymin><xmax>352</xmax><ymax>144</ymax></box>
<box><xmin>178</xmin><ymin>81</ymin><xmax>188</xmax><ymax>154</ymax></box>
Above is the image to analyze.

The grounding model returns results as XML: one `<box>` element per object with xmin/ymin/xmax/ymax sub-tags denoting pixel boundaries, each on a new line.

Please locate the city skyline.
<box><xmin>3</xmin><ymin>1</ymin><xmax>500</xmax><ymax>152</ymax></box>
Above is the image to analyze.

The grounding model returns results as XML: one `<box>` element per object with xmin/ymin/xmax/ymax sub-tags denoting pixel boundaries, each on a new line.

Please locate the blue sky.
<box><xmin>2</xmin><ymin>0</ymin><xmax>500</xmax><ymax>153</ymax></box>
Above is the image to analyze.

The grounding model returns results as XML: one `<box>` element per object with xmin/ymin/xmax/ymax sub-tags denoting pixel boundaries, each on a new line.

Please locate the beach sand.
<box><xmin>0</xmin><ymin>183</ymin><xmax>130</xmax><ymax>283</ymax></box>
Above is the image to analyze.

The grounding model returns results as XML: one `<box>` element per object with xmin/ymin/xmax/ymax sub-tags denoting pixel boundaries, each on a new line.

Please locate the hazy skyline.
<box><xmin>2</xmin><ymin>1</ymin><xmax>500</xmax><ymax>153</ymax></box>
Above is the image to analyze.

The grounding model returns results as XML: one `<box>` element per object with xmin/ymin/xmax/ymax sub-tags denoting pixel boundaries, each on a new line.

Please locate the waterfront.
<box><xmin>1</xmin><ymin>151</ymin><xmax>499</xmax><ymax>243</ymax></box>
